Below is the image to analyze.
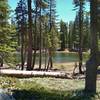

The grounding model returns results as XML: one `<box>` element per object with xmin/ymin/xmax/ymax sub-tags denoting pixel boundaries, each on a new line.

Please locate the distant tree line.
<box><xmin>59</xmin><ymin>14</ymin><xmax>90</xmax><ymax>52</ymax></box>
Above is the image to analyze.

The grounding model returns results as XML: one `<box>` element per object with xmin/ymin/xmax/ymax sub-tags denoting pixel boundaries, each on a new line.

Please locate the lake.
<box><xmin>49</xmin><ymin>52</ymin><xmax>88</xmax><ymax>63</ymax></box>
<box><xmin>14</xmin><ymin>52</ymin><xmax>89</xmax><ymax>64</ymax></box>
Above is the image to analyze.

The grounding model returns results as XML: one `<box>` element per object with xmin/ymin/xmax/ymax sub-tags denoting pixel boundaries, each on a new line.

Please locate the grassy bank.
<box><xmin>0</xmin><ymin>76</ymin><xmax>100</xmax><ymax>100</ymax></box>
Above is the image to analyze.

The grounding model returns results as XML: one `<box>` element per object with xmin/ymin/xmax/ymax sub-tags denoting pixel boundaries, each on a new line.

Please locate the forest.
<box><xmin>0</xmin><ymin>0</ymin><xmax>100</xmax><ymax>100</ymax></box>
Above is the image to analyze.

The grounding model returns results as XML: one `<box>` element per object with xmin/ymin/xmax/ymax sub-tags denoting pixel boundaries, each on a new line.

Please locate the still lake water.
<box><xmin>53</xmin><ymin>52</ymin><xmax>79</xmax><ymax>63</ymax></box>
<box><xmin>15</xmin><ymin>52</ymin><xmax>89</xmax><ymax>64</ymax></box>
<box><xmin>52</xmin><ymin>52</ymin><xmax>88</xmax><ymax>63</ymax></box>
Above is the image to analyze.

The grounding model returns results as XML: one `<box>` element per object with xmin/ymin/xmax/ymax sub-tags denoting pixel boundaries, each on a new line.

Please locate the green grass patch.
<box><xmin>0</xmin><ymin>76</ymin><xmax>100</xmax><ymax>100</ymax></box>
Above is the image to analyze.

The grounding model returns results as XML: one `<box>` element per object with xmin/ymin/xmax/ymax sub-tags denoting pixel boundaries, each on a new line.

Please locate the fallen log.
<box><xmin>0</xmin><ymin>69</ymin><xmax>71</xmax><ymax>79</ymax></box>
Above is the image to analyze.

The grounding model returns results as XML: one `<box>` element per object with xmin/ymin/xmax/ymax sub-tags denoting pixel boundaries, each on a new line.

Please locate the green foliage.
<box><xmin>60</xmin><ymin>20</ymin><xmax>68</xmax><ymax>50</ymax></box>
<box><xmin>0</xmin><ymin>0</ymin><xmax>9</xmax><ymax>25</ymax></box>
<box><xmin>0</xmin><ymin>77</ymin><xmax>18</xmax><ymax>89</ymax></box>
<box><xmin>0</xmin><ymin>0</ymin><xmax>17</xmax><ymax>65</ymax></box>
<box><xmin>71</xmin><ymin>15</ymin><xmax>80</xmax><ymax>50</ymax></box>
<box><xmin>0</xmin><ymin>25</ymin><xmax>17</xmax><ymax>64</ymax></box>
<box><xmin>47</xmin><ymin>27</ymin><xmax>59</xmax><ymax>50</ymax></box>
<box><xmin>68</xmin><ymin>11</ymin><xmax>90</xmax><ymax>51</ymax></box>
<box><xmin>82</xmin><ymin>14</ymin><xmax>90</xmax><ymax>50</ymax></box>
<box><xmin>98</xmin><ymin>39</ymin><xmax>100</xmax><ymax>51</ymax></box>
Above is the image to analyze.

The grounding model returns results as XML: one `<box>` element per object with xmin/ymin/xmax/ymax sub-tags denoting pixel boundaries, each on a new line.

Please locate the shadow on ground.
<box><xmin>12</xmin><ymin>89</ymin><xmax>100</xmax><ymax>100</ymax></box>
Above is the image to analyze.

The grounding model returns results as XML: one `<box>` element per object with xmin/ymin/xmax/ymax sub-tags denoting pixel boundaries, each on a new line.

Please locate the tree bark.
<box><xmin>0</xmin><ymin>58</ymin><xmax>3</xmax><ymax>67</ymax></box>
<box><xmin>39</xmin><ymin>2</ymin><xmax>42</xmax><ymax>70</ymax></box>
<box><xmin>20</xmin><ymin>12</ymin><xmax>25</xmax><ymax>70</ymax></box>
<box><xmin>21</xmin><ymin>29</ymin><xmax>24</xmax><ymax>70</ymax></box>
<box><xmin>85</xmin><ymin>54</ymin><xmax>98</xmax><ymax>93</ymax></box>
<box><xmin>78</xmin><ymin>1</ymin><xmax>83</xmax><ymax>74</ymax></box>
<box><xmin>85</xmin><ymin>0</ymin><xmax>98</xmax><ymax>93</ymax></box>
<box><xmin>48</xmin><ymin>0</ymin><xmax>53</xmax><ymax>70</ymax></box>
<box><xmin>32</xmin><ymin>1</ymin><xmax>38</xmax><ymax>69</ymax></box>
<box><xmin>44</xmin><ymin>48</ymin><xmax>47</xmax><ymax>70</ymax></box>
<box><xmin>47</xmin><ymin>48</ymin><xmax>53</xmax><ymax>70</ymax></box>
<box><xmin>27</xmin><ymin>0</ymin><xmax>33</xmax><ymax>70</ymax></box>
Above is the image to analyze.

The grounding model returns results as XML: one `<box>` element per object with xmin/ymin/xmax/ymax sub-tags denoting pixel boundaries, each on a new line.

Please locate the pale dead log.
<box><xmin>0</xmin><ymin>69</ymin><xmax>72</xmax><ymax>79</ymax></box>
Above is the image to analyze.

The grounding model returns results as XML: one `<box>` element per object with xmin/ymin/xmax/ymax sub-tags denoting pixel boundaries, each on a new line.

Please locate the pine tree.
<box><xmin>73</xmin><ymin>0</ymin><xmax>85</xmax><ymax>74</ymax></box>
<box><xmin>68</xmin><ymin>21</ymin><xmax>74</xmax><ymax>50</ymax></box>
<box><xmin>0</xmin><ymin>0</ymin><xmax>8</xmax><ymax>26</ymax></box>
<box><xmin>72</xmin><ymin>14</ymin><xmax>80</xmax><ymax>51</ymax></box>
<box><xmin>27</xmin><ymin>0</ymin><xmax>33</xmax><ymax>70</ymax></box>
<box><xmin>0</xmin><ymin>0</ymin><xmax>17</xmax><ymax>67</ymax></box>
<box><xmin>46</xmin><ymin>0</ymin><xmax>58</xmax><ymax>70</ymax></box>
<box><xmin>15</xmin><ymin>0</ymin><xmax>27</xmax><ymax>70</ymax></box>
<box><xmin>60</xmin><ymin>20</ymin><xmax>68</xmax><ymax>50</ymax></box>
<box><xmin>83</xmin><ymin>13</ymin><xmax>90</xmax><ymax>50</ymax></box>
<box><xmin>32</xmin><ymin>0</ymin><xmax>38</xmax><ymax>69</ymax></box>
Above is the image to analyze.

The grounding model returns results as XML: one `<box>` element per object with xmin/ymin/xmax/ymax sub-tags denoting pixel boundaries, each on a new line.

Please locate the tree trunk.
<box><xmin>85</xmin><ymin>54</ymin><xmax>98</xmax><ymax>93</ymax></box>
<box><xmin>85</xmin><ymin>0</ymin><xmax>98</xmax><ymax>93</ymax></box>
<box><xmin>27</xmin><ymin>0</ymin><xmax>33</xmax><ymax>70</ymax></box>
<box><xmin>47</xmin><ymin>48</ymin><xmax>53</xmax><ymax>70</ymax></box>
<box><xmin>78</xmin><ymin>2</ymin><xmax>83</xmax><ymax>74</ymax></box>
<box><xmin>68</xmin><ymin>31</ymin><xmax>71</xmax><ymax>50</ymax></box>
<box><xmin>46</xmin><ymin>55</ymin><xmax>50</xmax><ymax>71</ymax></box>
<box><xmin>21</xmin><ymin>31</ymin><xmax>24</xmax><ymax>70</ymax></box>
<box><xmin>44</xmin><ymin>48</ymin><xmax>47</xmax><ymax>70</ymax></box>
<box><xmin>21</xmin><ymin>18</ymin><xmax>25</xmax><ymax>70</ymax></box>
<box><xmin>44</xmin><ymin>22</ymin><xmax>48</xmax><ymax>70</ymax></box>
<box><xmin>48</xmin><ymin>0</ymin><xmax>53</xmax><ymax>70</ymax></box>
<box><xmin>32</xmin><ymin>50</ymin><xmax>37</xmax><ymax>69</ymax></box>
<box><xmin>49</xmin><ymin>55</ymin><xmax>53</xmax><ymax>70</ymax></box>
<box><xmin>0</xmin><ymin>58</ymin><xmax>3</xmax><ymax>67</ymax></box>
<box><xmin>32</xmin><ymin>1</ymin><xmax>38</xmax><ymax>69</ymax></box>
<box><xmin>39</xmin><ymin>3</ymin><xmax>42</xmax><ymax>70</ymax></box>
<box><xmin>0</xmin><ymin>70</ymin><xmax>70</xmax><ymax>79</ymax></box>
